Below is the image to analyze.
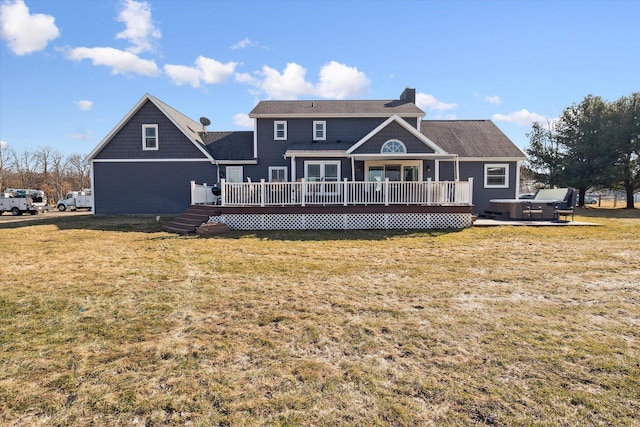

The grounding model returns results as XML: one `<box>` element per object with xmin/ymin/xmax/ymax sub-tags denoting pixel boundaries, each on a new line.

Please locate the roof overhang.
<box><xmin>457</xmin><ymin>157</ymin><xmax>527</xmax><ymax>162</ymax></box>
<box><xmin>249</xmin><ymin>112</ymin><xmax>424</xmax><ymax>119</ymax></box>
<box><xmin>348</xmin><ymin>153</ymin><xmax>458</xmax><ymax>161</ymax></box>
<box><xmin>284</xmin><ymin>150</ymin><xmax>348</xmax><ymax>158</ymax></box>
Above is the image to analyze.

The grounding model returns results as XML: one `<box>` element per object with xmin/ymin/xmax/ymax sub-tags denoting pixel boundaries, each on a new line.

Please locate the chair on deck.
<box><xmin>522</xmin><ymin>201</ymin><xmax>543</xmax><ymax>220</ymax></box>
<box><xmin>554</xmin><ymin>188</ymin><xmax>576</xmax><ymax>222</ymax></box>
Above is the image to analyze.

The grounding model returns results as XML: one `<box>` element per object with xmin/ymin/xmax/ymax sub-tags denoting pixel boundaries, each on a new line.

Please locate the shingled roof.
<box><xmin>201</xmin><ymin>131</ymin><xmax>254</xmax><ymax>160</ymax></box>
<box><xmin>250</xmin><ymin>99</ymin><xmax>425</xmax><ymax>117</ymax></box>
<box><xmin>420</xmin><ymin>120</ymin><xmax>526</xmax><ymax>158</ymax></box>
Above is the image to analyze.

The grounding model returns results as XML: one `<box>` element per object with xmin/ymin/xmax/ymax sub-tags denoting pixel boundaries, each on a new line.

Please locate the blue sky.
<box><xmin>1</xmin><ymin>0</ymin><xmax>638</xmax><ymax>157</ymax></box>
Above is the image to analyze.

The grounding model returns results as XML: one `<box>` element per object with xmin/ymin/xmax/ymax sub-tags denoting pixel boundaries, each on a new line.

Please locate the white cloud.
<box><xmin>237</xmin><ymin>61</ymin><xmax>371</xmax><ymax>100</ymax></box>
<box><xmin>233</xmin><ymin>113</ymin><xmax>253</xmax><ymax>128</ymax></box>
<box><xmin>67</xmin><ymin>46</ymin><xmax>160</xmax><ymax>76</ymax></box>
<box><xmin>316</xmin><ymin>61</ymin><xmax>370</xmax><ymax>99</ymax></box>
<box><xmin>73</xmin><ymin>100</ymin><xmax>93</xmax><ymax>111</ymax></box>
<box><xmin>164</xmin><ymin>56</ymin><xmax>239</xmax><ymax>88</ymax></box>
<box><xmin>68</xmin><ymin>129</ymin><xmax>93</xmax><ymax>141</ymax></box>
<box><xmin>115</xmin><ymin>0</ymin><xmax>161</xmax><ymax>54</ymax></box>
<box><xmin>0</xmin><ymin>139</ymin><xmax>8</xmax><ymax>150</ymax></box>
<box><xmin>231</xmin><ymin>37</ymin><xmax>253</xmax><ymax>50</ymax></box>
<box><xmin>416</xmin><ymin>93</ymin><xmax>457</xmax><ymax>111</ymax></box>
<box><xmin>164</xmin><ymin>64</ymin><xmax>200</xmax><ymax>87</ymax></box>
<box><xmin>0</xmin><ymin>0</ymin><xmax>60</xmax><ymax>55</ymax></box>
<box><xmin>484</xmin><ymin>95</ymin><xmax>502</xmax><ymax>105</ymax></box>
<box><xmin>492</xmin><ymin>109</ymin><xmax>549</xmax><ymax>126</ymax></box>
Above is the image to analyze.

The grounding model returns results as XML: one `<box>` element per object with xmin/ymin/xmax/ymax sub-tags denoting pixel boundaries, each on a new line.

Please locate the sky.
<box><xmin>0</xmin><ymin>0</ymin><xmax>638</xmax><ymax>157</ymax></box>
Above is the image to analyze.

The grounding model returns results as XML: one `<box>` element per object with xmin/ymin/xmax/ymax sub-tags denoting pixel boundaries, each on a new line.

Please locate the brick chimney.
<box><xmin>400</xmin><ymin>88</ymin><xmax>416</xmax><ymax>104</ymax></box>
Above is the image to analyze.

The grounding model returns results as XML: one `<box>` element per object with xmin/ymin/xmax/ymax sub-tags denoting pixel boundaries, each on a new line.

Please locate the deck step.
<box><xmin>162</xmin><ymin>205</ymin><xmax>223</xmax><ymax>234</ymax></box>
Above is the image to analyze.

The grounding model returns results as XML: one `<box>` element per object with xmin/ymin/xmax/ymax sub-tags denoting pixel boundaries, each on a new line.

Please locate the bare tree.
<box><xmin>0</xmin><ymin>144</ymin><xmax>13</xmax><ymax>191</ymax></box>
<box><xmin>11</xmin><ymin>150</ymin><xmax>39</xmax><ymax>189</ymax></box>
<box><xmin>66</xmin><ymin>153</ymin><xmax>91</xmax><ymax>190</ymax></box>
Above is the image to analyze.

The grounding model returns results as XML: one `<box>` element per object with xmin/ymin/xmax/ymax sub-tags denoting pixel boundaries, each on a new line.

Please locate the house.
<box><xmin>86</xmin><ymin>89</ymin><xmax>526</xmax><ymax>230</ymax></box>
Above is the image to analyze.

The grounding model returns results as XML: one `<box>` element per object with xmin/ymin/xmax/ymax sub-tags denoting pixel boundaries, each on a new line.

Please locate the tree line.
<box><xmin>525</xmin><ymin>92</ymin><xmax>639</xmax><ymax>209</ymax></box>
<box><xmin>0</xmin><ymin>145</ymin><xmax>90</xmax><ymax>203</ymax></box>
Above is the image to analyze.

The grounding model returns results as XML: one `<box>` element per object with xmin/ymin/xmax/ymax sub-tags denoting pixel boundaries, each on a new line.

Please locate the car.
<box><xmin>584</xmin><ymin>196</ymin><xmax>597</xmax><ymax>204</ymax></box>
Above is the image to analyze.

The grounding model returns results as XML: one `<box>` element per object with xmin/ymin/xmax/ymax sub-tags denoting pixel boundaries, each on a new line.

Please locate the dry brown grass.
<box><xmin>0</xmin><ymin>208</ymin><xmax>638</xmax><ymax>426</ymax></box>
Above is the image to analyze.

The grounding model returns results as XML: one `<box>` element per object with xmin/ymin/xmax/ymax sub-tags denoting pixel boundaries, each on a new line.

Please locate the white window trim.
<box><xmin>380</xmin><ymin>139</ymin><xmax>407</xmax><ymax>154</ymax></box>
<box><xmin>142</xmin><ymin>124</ymin><xmax>158</xmax><ymax>151</ymax></box>
<box><xmin>484</xmin><ymin>163</ymin><xmax>509</xmax><ymax>188</ymax></box>
<box><xmin>313</xmin><ymin>121</ymin><xmax>326</xmax><ymax>141</ymax></box>
<box><xmin>365</xmin><ymin>160</ymin><xmax>422</xmax><ymax>181</ymax></box>
<box><xmin>268</xmin><ymin>166</ymin><xmax>288</xmax><ymax>182</ymax></box>
<box><xmin>274</xmin><ymin>121</ymin><xmax>287</xmax><ymax>140</ymax></box>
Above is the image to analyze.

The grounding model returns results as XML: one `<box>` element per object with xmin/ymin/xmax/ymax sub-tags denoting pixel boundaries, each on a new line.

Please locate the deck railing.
<box><xmin>192</xmin><ymin>178</ymin><xmax>474</xmax><ymax>207</ymax></box>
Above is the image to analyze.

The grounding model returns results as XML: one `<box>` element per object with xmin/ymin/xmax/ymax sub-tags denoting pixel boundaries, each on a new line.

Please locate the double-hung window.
<box><xmin>484</xmin><ymin>164</ymin><xmax>509</xmax><ymax>188</ymax></box>
<box><xmin>142</xmin><ymin>124</ymin><xmax>158</xmax><ymax>150</ymax></box>
<box><xmin>269</xmin><ymin>166</ymin><xmax>287</xmax><ymax>182</ymax></box>
<box><xmin>274</xmin><ymin>121</ymin><xmax>287</xmax><ymax>140</ymax></box>
<box><xmin>313</xmin><ymin>121</ymin><xmax>326</xmax><ymax>141</ymax></box>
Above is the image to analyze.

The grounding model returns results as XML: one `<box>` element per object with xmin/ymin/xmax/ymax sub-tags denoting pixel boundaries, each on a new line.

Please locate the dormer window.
<box><xmin>274</xmin><ymin>121</ymin><xmax>287</xmax><ymax>140</ymax></box>
<box><xmin>142</xmin><ymin>124</ymin><xmax>158</xmax><ymax>150</ymax></box>
<box><xmin>381</xmin><ymin>139</ymin><xmax>406</xmax><ymax>153</ymax></box>
<box><xmin>313</xmin><ymin>121</ymin><xmax>326</xmax><ymax>141</ymax></box>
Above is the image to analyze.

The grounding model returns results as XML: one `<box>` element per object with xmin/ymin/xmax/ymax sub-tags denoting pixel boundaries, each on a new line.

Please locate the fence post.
<box><xmin>220</xmin><ymin>179</ymin><xmax>227</xmax><ymax>206</ymax></box>
<box><xmin>384</xmin><ymin>178</ymin><xmax>389</xmax><ymax>206</ymax></box>
<box><xmin>343</xmin><ymin>178</ymin><xmax>348</xmax><ymax>206</ymax></box>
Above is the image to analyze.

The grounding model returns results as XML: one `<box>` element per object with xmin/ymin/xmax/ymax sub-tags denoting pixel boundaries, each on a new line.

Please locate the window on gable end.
<box><xmin>313</xmin><ymin>121</ymin><xmax>326</xmax><ymax>141</ymax></box>
<box><xmin>380</xmin><ymin>139</ymin><xmax>406</xmax><ymax>153</ymax></box>
<box><xmin>274</xmin><ymin>121</ymin><xmax>287</xmax><ymax>140</ymax></box>
<box><xmin>142</xmin><ymin>124</ymin><xmax>158</xmax><ymax>150</ymax></box>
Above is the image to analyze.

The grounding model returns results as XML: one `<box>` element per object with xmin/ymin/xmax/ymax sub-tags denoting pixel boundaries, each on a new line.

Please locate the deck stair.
<box><xmin>161</xmin><ymin>205</ymin><xmax>222</xmax><ymax>234</ymax></box>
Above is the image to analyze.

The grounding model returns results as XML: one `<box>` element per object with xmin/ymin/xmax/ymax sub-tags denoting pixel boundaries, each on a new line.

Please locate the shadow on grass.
<box><xmin>0</xmin><ymin>213</ymin><xmax>461</xmax><ymax>241</ymax></box>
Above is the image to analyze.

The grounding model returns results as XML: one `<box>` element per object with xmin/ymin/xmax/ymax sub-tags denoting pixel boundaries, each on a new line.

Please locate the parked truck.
<box><xmin>5</xmin><ymin>188</ymin><xmax>50</xmax><ymax>213</ymax></box>
<box><xmin>57</xmin><ymin>190</ymin><xmax>93</xmax><ymax>211</ymax></box>
<box><xmin>0</xmin><ymin>192</ymin><xmax>39</xmax><ymax>216</ymax></box>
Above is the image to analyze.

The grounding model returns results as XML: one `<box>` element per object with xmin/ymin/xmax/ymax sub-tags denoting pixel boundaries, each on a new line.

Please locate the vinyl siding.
<box><xmin>93</xmin><ymin>161</ymin><xmax>216</xmax><ymax>215</ymax></box>
<box><xmin>458</xmin><ymin>161</ymin><xmax>519</xmax><ymax>214</ymax></box>
<box><xmin>95</xmin><ymin>100</ymin><xmax>207</xmax><ymax>160</ymax></box>
<box><xmin>351</xmin><ymin>121</ymin><xmax>435</xmax><ymax>154</ymax></box>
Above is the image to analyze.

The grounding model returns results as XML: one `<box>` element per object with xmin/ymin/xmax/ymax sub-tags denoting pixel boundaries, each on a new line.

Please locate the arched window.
<box><xmin>380</xmin><ymin>139</ymin><xmax>407</xmax><ymax>153</ymax></box>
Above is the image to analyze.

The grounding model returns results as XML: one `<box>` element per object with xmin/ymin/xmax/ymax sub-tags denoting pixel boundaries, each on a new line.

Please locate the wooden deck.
<box><xmin>163</xmin><ymin>204</ymin><xmax>475</xmax><ymax>234</ymax></box>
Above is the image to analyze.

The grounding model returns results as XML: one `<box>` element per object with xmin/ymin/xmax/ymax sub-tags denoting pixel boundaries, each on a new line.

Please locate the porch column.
<box><xmin>220</xmin><ymin>179</ymin><xmax>227</xmax><ymax>206</ymax></box>
<box><xmin>290</xmin><ymin>155</ymin><xmax>296</xmax><ymax>181</ymax></box>
<box><xmin>455</xmin><ymin>156</ymin><xmax>460</xmax><ymax>181</ymax></box>
<box><xmin>350</xmin><ymin>157</ymin><xmax>355</xmax><ymax>181</ymax></box>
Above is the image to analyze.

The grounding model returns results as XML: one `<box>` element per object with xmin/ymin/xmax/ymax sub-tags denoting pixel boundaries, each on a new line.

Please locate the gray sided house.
<box><xmin>87</xmin><ymin>89</ymin><xmax>525</xmax><ymax>223</ymax></box>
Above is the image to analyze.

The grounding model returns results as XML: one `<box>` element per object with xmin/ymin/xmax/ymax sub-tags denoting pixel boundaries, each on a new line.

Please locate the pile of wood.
<box><xmin>195</xmin><ymin>222</ymin><xmax>230</xmax><ymax>236</ymax></box>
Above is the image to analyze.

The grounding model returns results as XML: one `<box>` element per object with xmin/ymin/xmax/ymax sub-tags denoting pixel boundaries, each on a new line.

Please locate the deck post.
<box><xmin>427</xmin><ymin>178</ymin><xmax>432</xmax><ymax>205</ymax></box>
<box><xmin>220</xmin><ymin>179</ymin><xmax>226</xmax><ymax>207</ymax></box>
<box><xmin>384</xmin><ymin>178</ymin><xmax>390</xmax><ymax>206</ymax></box>
<box><xmin>343</xmin><ymin>178</ymin><xmax>348</xmax><ymax>206</ymax></box>
<box><xmin>190</xmin><ymin>181</ymin><xmax>196</xmax><ymax>205</ymax></box>
<box><xmin>260</xmin><ymin>179</ymin><xmax>266</xmax><ymax>207</ymax></box>
<box><xmin>301</xmin><ymin>178</ymin><xmax>306</xmax><ymax>207</ymax></box>
<box><xmin>467</xmin><ymin>177</ymin><xmax>474</xmax><ymax>205</ymax></box>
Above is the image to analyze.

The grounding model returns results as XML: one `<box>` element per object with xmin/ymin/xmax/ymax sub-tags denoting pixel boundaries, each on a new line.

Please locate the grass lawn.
<box><xmin>1</xmin><ymin>207</ymin><xmax>638</xmax><ymax>426</ymax></box>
